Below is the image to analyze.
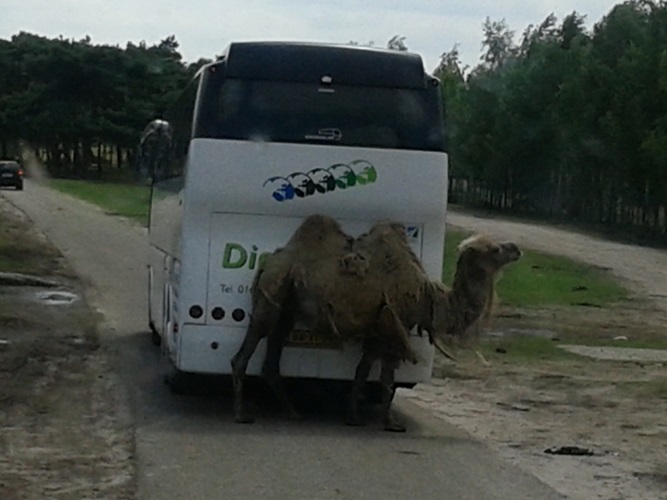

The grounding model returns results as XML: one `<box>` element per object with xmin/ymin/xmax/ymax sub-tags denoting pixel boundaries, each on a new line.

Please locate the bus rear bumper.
<box><xmin>174</xmin><ymin>324</ymin><xmax>434</xmax><ymax>383</ymax></box>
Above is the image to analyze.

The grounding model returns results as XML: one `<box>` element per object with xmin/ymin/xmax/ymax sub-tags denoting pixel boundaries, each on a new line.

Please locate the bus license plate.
<box><xmin>286</xmin><ymin>329</ymin><xmax>337</xmax><ymax>348</ymax></box>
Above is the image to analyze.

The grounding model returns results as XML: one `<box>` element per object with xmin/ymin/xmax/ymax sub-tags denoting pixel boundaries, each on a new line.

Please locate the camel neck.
<box><xmin>449</xmin><ymin>262</ymin><xmax>493</xmax><ymax>333</ymax></box>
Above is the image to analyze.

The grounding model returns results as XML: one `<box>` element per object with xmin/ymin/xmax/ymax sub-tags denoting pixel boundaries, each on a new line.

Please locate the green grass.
<box><xmin>44</xmin><ymin>180</ymin><xmax>629</xmax><ymax>310</ymax></box>
<box><xmin>0</xmin><ymin>251</ymin><xmax>27</xmax><ymax>273</ymax></box>
<box><xmin>472</xmin><ymin>334</ymin><xmax>667</xmax><ymax>366</ymax></box>
<box><xmin>49</xmin><ymin>179</ymin><xmax>151</xmax><ymax>224</ymax></box>
<box><xmin>478</xmin><ymin>335</ymin><xmax>582</xmax><ymax>363</ymax></box>
<box><xmin>573</xmin><ymin>337</ymin><xmax>667</xmax><ymax>350</ymax></box>
<box><xmin>443</xmin><ymin>229</ymin><xmax>628</xmax><ymax>308</ymax></box>
<box><xmin>616</xmin><ymin>379</ymin><xmax>667</xmax><ymax>399</ymax></box>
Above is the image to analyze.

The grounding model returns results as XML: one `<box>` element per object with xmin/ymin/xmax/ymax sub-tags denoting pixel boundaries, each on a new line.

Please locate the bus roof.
<box><xmin>213</xmin><ymin>42</ymin><xmax>430</xmax><ymax>89</ymax></box>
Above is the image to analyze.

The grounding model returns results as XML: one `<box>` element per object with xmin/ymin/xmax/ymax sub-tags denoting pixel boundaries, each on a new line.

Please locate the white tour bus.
<box><xmin>148</xmin><ymin>42</ymin><xmax>448</xmax><ymax>389</ymax></box>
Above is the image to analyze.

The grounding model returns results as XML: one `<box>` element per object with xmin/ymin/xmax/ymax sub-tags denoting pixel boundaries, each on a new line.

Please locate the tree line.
<box><xmin>1</xmin><ymin>2</ymin><xmax>667</xmax><ymax>239</ymax></box>
<box><xmin>0</xmin><ymin>32</ymin><xmax>207</xmax><ymax>177</ymax></box>
<box><xmin>437</xmin><ymin>0</ymin><xmax>667</xmax><ymax>239</ymax></box>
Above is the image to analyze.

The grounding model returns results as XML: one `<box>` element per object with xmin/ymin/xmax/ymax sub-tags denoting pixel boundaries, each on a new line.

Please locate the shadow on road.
<box><xmin>106</xmin><ymin>330</ymin><xmax>426</xmax><ymax>439</ymax></box>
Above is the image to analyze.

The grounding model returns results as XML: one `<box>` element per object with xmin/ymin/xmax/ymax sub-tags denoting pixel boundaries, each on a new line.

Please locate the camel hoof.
<box><xmin>287</xmin><ymin>409</ymin><xmax>303</xmax><ymax>421</ymax></box>
<box><xmin>345</xmin><ymin>415</ymin><xmax>366</xmax><ymax>427</ymax></box>
<box><xmin>383</xmin><ymin>418</ymin><xmax>406</xmax><ymax>433</ymax></box>
<box><xmin>234</xmin><ymin>414</ymin><xmax>256</xmax><ymax>424</ymax></box>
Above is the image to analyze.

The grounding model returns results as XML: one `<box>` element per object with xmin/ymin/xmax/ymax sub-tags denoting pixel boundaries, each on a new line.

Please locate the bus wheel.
<box><xmin>365</xmin><ymin>382</ymin><xmax>405</xmax><ymax>404</ymax></box>
<box><xmin>164</xmin><ymin>368</ymin><xmax>194</xmax><ymax>395</ymax></box>
<box><xmin>149</xmin><ymin>321</ymin><xmax>161</xmax><ymax>346</ymax></box>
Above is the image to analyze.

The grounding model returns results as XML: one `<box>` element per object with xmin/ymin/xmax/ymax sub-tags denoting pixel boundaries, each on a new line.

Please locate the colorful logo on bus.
<box><xmin>263</xmin><ymin>159</ymin><xmax>378</xmax><ymax>202</ymax></box>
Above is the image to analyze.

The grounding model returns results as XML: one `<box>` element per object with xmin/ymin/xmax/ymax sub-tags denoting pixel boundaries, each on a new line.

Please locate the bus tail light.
<box><xmin>189</xmin><ymin>305</ymin><xmax>204</xmax><ymax>319</ymax></box>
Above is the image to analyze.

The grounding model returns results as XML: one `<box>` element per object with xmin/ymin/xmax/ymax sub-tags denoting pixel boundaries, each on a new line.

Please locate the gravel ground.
<box><xmin>0</xmin><ymin>195</ymin><xmax>135</xmax><ymax>499</ymax></box>
<box><xmin>401</xmin><ymin>208</ymin><xmax>667</xmax><ymax>500</ymax></box>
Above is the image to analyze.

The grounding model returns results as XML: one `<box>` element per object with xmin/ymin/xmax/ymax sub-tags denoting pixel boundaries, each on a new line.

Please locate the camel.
<box><xmin>231</xmin><ymin>215</ymin><xmax>521</xmax><ymax>431</ymax></box>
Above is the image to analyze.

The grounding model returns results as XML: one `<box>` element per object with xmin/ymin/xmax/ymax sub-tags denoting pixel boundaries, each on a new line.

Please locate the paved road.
<box><xmin>2</xmin><ymin>182</ymin><xmax>563</xmax><ymax>499</ymax></box>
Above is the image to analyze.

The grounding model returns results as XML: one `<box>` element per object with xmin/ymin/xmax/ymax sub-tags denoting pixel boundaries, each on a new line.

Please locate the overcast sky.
<box><xmin>2</xmin><ymin>0</ymin><xmax>621</xmax><ymax>72</ymax></box>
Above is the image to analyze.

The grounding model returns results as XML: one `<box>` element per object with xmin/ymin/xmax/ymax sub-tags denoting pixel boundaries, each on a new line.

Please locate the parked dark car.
<box><xmin>0</xmin><ymin>160</ymin><xmax>23</xmax><ymax>190</ymax></box>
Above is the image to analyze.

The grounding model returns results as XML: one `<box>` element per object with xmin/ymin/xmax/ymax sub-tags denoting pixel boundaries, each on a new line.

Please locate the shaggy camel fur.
<box><xmin>231</xmin><ymin>215</ymin><xmax>521</xmax><ymax>430</ymax></box>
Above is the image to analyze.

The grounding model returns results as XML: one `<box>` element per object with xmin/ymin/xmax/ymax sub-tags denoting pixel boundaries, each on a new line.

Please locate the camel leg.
<box><xmin>380</xmin><ymin>358</ymin><xmax>405</xmax><ymax>432</ymax></box>
<box><xmin>231</xmin><ymin>330</ymin><xmax>262</xmax><ymax>423</ymax></box>
<box><xmin>318</xmin><ymin>307</ymin><xmax>341</xmax><ymax>339</ymax></box>
<box><xmin>378</xmin><ymin>304</ymin><xmax>418</xmax><ymax>364</ymax></box>
<box><xmin>346</xmin><ymin>349</ymin><xmax>378</xmax><ymax>426</ymax></box>
<box><xmin>262</xmin><ymin>319</ymin><xmax>301</xmax><ymax>420</ymax></box>
<box><xmin>231</xmin><ymin>304</ymin><xmax>279</xmax><ymax>423</ymax></box>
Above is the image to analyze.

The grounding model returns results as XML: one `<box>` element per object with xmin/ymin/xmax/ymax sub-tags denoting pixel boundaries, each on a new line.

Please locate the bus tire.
<box><xmin>364</xmin><ymin>382</ymin><xmax>387</xmax><ymax>405</ymax></box>
<box><xmin>365</xmin><ymin>382</ymin><xmax>410</xmax><ymax>404</ymax></box>
<box><xmin>164</xmin><ymin>368</ymin><xmax>194</xmax><ymax>395</ymax></box>
<box><xmin>149</xmin><ymin>320</ymin><xmax>161</xmax><ymax>346</ymax></box>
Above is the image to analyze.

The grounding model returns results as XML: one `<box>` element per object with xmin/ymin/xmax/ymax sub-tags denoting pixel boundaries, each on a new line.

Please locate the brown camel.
<box><xmin>231</xmin><ymin>215</ymin><xmax>521</xmax><ymax>430</ymax></box>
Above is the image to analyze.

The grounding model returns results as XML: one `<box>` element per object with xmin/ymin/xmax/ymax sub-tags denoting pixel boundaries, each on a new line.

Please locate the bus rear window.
<box><xmin>195</xmin><ymin>79</ymin><xmax>445</xmax><ymax>152</ymax></box>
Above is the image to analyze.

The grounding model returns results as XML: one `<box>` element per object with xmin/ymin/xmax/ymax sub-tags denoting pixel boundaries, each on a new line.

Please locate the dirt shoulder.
<box><xmin>401</xmin><ymin>208</ymin><xmax>667</xmax><ymax>500</ymax></box>
<box><xmin>0</xmin><ymin>196</ymin><xmax>135</xmax><ymax>499</ymax></box>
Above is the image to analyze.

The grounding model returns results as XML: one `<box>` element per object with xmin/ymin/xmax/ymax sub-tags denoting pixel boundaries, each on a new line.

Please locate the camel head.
<box><xmin>456</xmin><ymin>234</ymin><xmax>522</xmax><ymax>275</ymax></box>
<box><xmin>427</xmin><ymin>234</ymin><xmax>522</xmax><ymax>342</ymax></box>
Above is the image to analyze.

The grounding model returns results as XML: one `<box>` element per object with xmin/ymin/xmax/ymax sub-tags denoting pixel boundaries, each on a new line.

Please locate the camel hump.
<box><xmin>287</xmin><ymin>214</ymin><xmax>352</xmax><ymax>249</ymax></box>
<box><xmin>368</xmin><ymin>220</ymin><xmax>407</xmax><ymax>239</ymax></box>
<box><xmin>358</xmin><ymin>220</ymin><xmax>408</xmax><ymax>246</ymax></box>
<box><xmin>356</xmin><ymin>220</ymin><xmax>424</xmax><ymax>274</ymax></box>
